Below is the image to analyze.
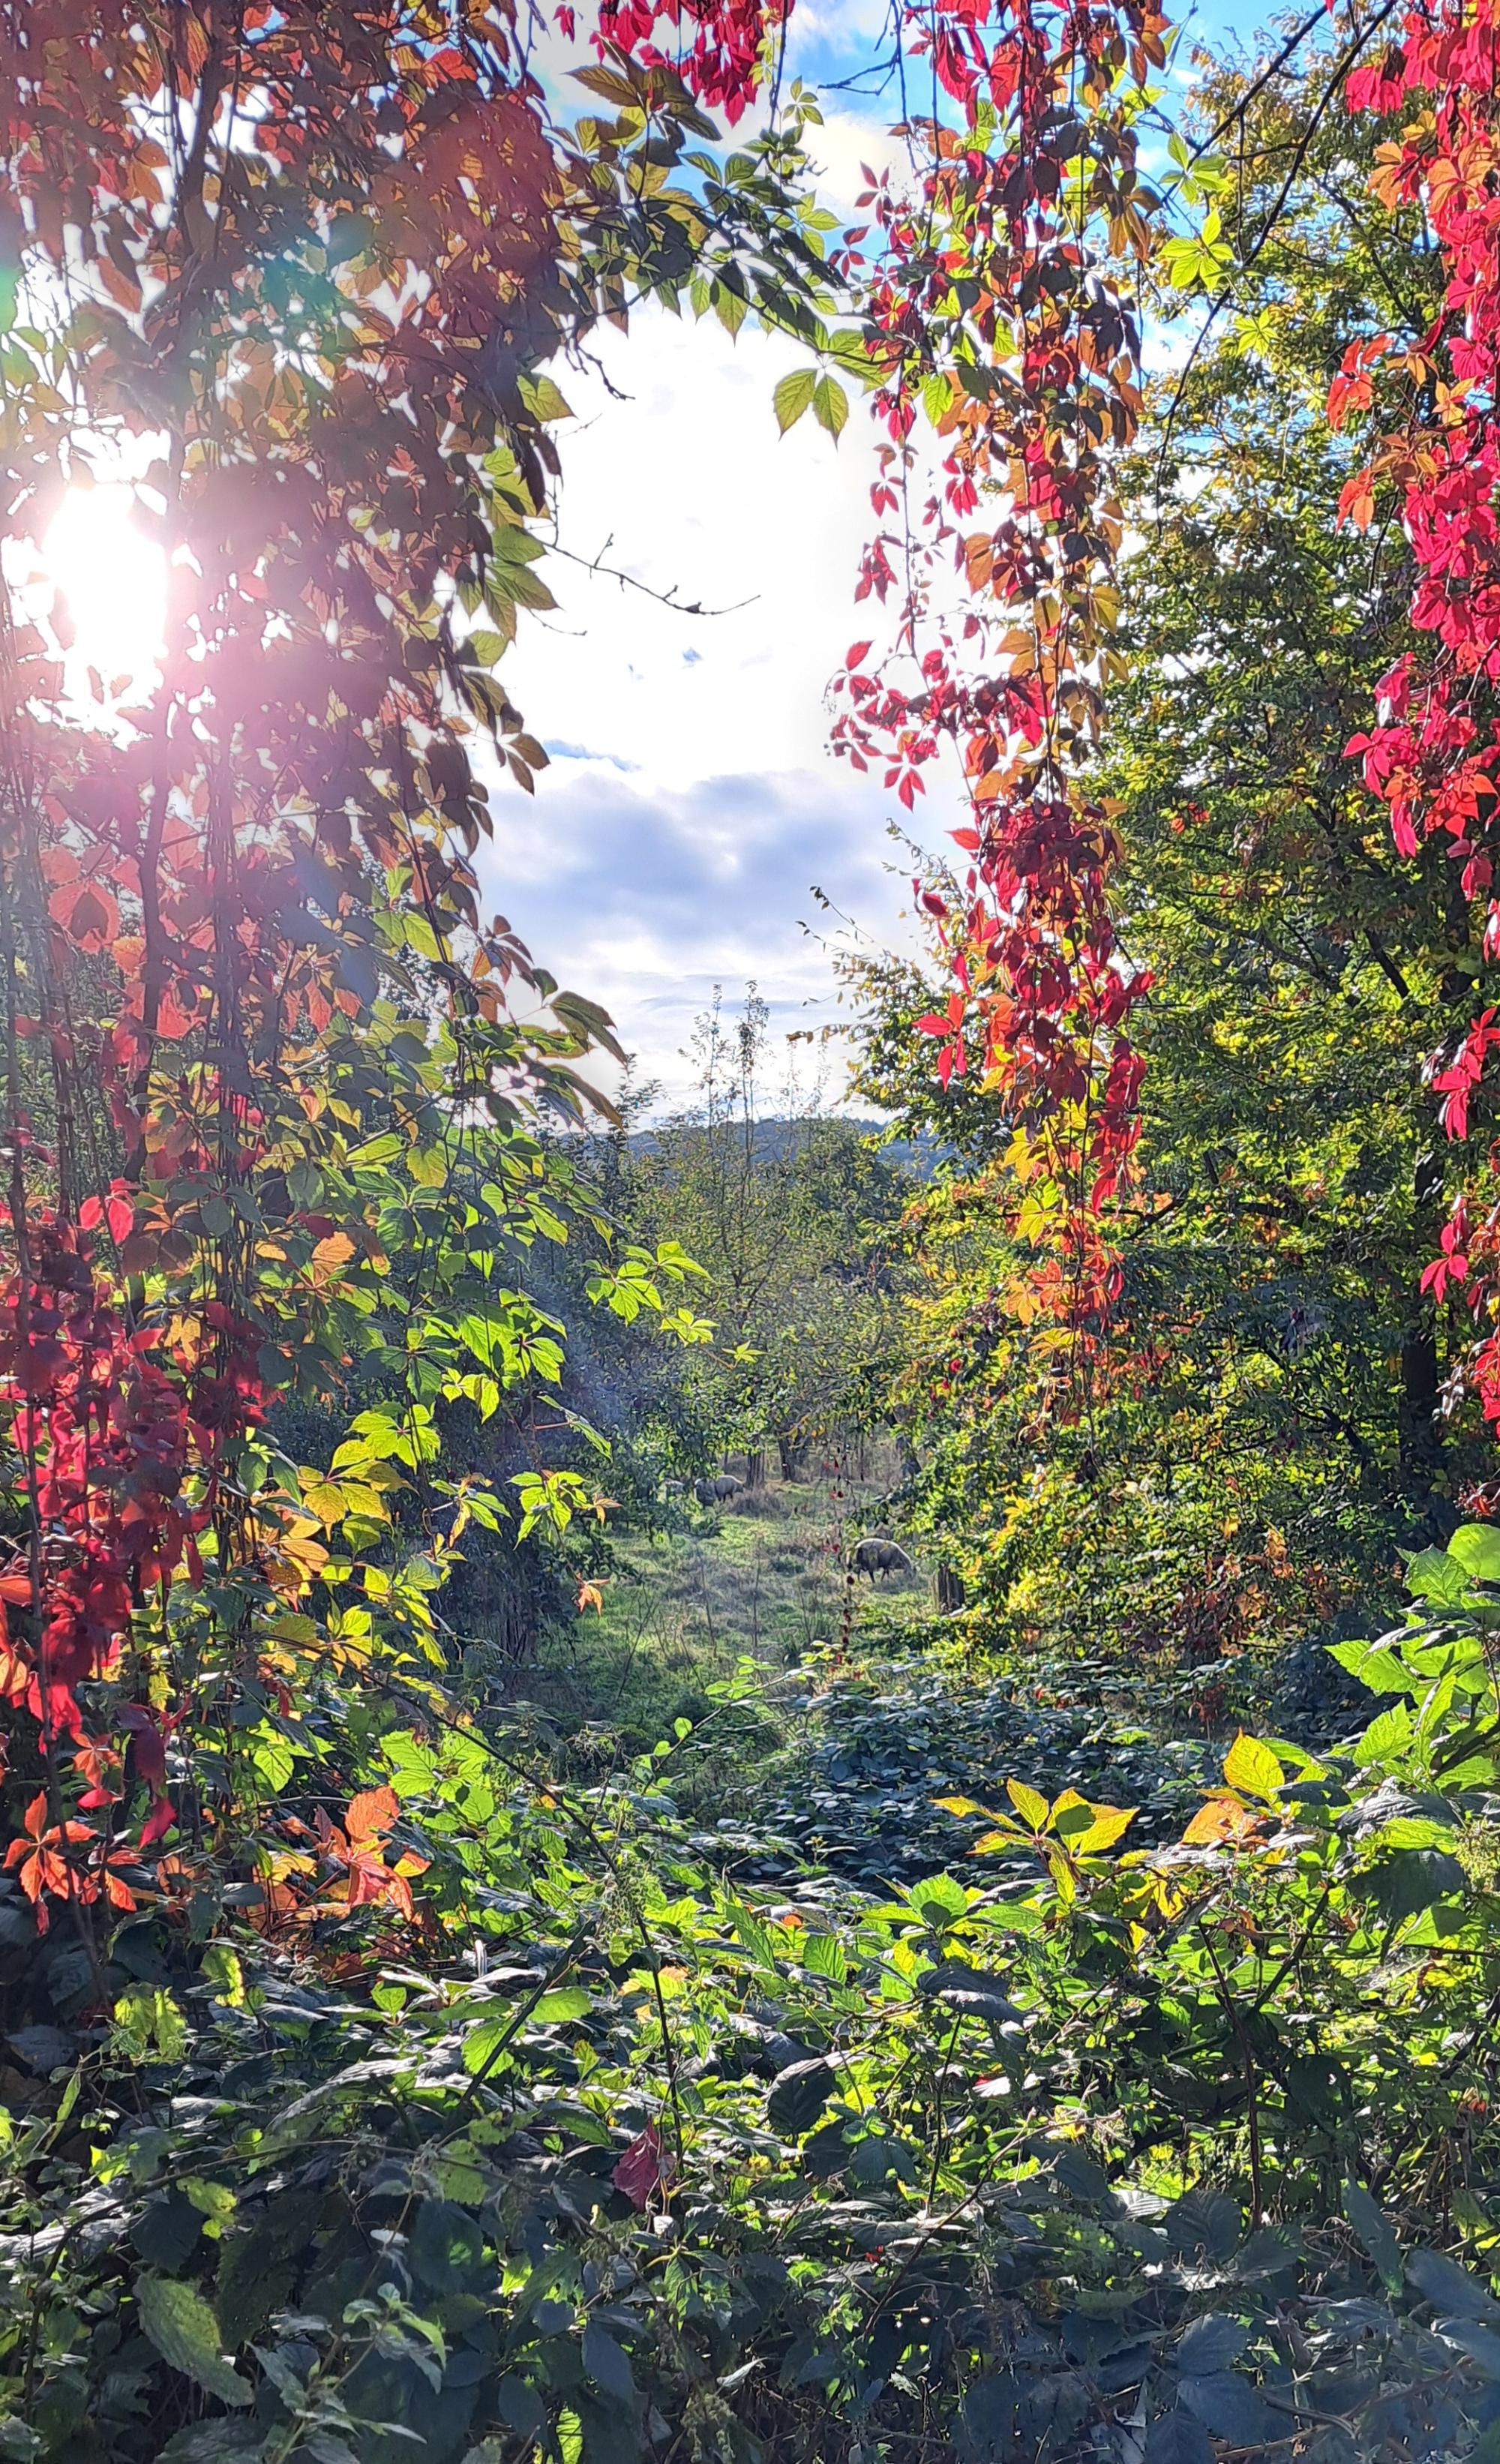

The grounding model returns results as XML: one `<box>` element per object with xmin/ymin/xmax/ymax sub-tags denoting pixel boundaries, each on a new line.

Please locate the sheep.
<box><xmin>693</xmin><ymin>1473</ymin><xmax>745</xmax><ymax>1506</ymax></box>
<box><xmin>849</xmin><ymin>1534</ymin><xmax>916</xmax><ymax>1583</ymax></box>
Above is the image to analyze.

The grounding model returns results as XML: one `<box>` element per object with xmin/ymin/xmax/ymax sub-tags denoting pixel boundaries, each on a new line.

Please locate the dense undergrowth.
<box><xmin>9</xmin><ymin>1519</ymin><xmax>1500</xmax><ymax>2463</ymax></box>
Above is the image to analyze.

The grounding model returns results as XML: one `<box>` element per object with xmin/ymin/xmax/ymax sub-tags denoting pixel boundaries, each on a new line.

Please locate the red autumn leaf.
<box><xmin>139</xmin><ymin>1796</ymin><xmax>177</xmax><ymax>1848</ymax></box>
<box><xmin>612</xmin><ymin>2122</ymin><xmax>673</xmax><ymax>2210</ymax></box>
<box><xmin>118</xmin><ymin>1706</ymin><xmax>167</xmax><ymax>1789</ymax></box>
<box><xmin>48</xmin><ymin>880</ymin><xmax>119</xmax><ymax>951</ymax></box>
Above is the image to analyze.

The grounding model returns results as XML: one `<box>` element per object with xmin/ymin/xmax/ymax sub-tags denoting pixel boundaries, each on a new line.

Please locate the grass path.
<box><xmin>523</xmin><ymin>1457</ymin><xmax>927</xmax><ymax>1765</ymax></box>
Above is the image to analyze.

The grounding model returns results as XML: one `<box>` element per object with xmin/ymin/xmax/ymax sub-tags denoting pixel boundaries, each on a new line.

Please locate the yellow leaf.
<box><xmin>1078</xmin><ymin>1804</ymin><xmax>1136</xmax><ymax>1853</ymax></box>
<box><xmin>302</xmin><ymin>1481</ymin><xmax>347</xmax><ymax>1528</ymax></box>
<box><xmin>1007</xmin><ymin>1778</ymin><xmax>1050</xmax><ymax>1831</ymax></box>
<box><xmin>1222</xmin><ymin>1731</ymin><xmax>1285</xmax><ymax>1800</ymax></box>
<box><xmin>971</xmin><ymin>1827</ymin><xmax>1024</xmax><ymax>1855</ymax></box>
<box><xmin>1051</xmin><ymin>1792</ymin><xmax>1137</xmax><ymax>1854</ymax></box>
<box><xmin>935</xmin><ymin>1793</ymin><xmax>992</xmax><ymax>1819</ymax></box>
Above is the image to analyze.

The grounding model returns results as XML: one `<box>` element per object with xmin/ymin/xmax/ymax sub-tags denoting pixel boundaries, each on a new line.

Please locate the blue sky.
<box><xmin>476</xmin><ymin>0</ymin><xmax>1271</xmax><ymax>1112</ymax></box>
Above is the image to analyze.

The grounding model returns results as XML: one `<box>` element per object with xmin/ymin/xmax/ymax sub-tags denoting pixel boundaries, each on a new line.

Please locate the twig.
<box><xmin>1198</xmin><ymin>1919</ymin><xmax>1265</xmax><ymax>2226</ymax></box>
<box><xmin>547</xmin><ymin>530</ymin><xmax>758</xmax><ymax>617</ymax></box>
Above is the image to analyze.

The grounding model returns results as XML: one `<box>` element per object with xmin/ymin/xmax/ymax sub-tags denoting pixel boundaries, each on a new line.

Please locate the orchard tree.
<box><xmin>622</xmin><ymin>989</ymin><xmax>909</xmax><ymax>1481</ymax></box>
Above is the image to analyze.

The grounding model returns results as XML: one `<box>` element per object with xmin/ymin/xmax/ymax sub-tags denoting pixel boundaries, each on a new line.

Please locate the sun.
<box><xmin>41</xmin><ymin>482</ymin><xmax>168</xmax><ymax>716</ymax></box>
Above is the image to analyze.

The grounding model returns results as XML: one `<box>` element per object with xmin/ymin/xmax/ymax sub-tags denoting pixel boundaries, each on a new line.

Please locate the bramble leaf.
<box><xmin>136</xmin><ymin>2276</ymin><xmax>252</xmax><ymax>2407</ymax></box>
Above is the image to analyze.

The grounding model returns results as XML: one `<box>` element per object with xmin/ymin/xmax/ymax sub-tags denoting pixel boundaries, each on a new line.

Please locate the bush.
<box><xmin>10</xmin><ymin>1527</ymin><xmax>1500</xmax><ymax>2463</ymax></box>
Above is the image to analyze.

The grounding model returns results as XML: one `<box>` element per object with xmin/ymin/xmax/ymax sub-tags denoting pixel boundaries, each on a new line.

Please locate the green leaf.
<box><xmin>1404</xmin><ymin>1545</ymin><xmax>1472</xmax><ymax>1606</ymax></box>
<box><xmin>812</xmin><ymin>374</ymin><xmax>849</xmax><ymax>439</ymax></box>
<box><xmin>733</xmin><ymin>1906</ymin><xmax>781</xmax><ymax>1973</ymax></box>
<box><xmin>1327</xmin><ymin>1637</ymin><xmax>1414</xmax><ymax>1692</ymax></box>
<box><xmin>773</xmin><ymin>367</ymin><xmax>818</xmax><ymax>433</ymax></box>
<box><xmin>518</xmin><ymin>371</ymin><xmax>573</xmax><ymax>423</ymax></box>
<box><xmin>136</xmin><ymin>2274</ymin><xmax>253</xmax><ymax>2407</ymax></box>
<box><xmin>410</xmin><ymin>2199</ymin><xmax>484</xmax><ymax>2293</ymax></box>
<box><xmin>768</xmin><ymin>2056</ymin><xmax>835</xmax><ymax>2135</ymax></box>
<box><xmin>1049</xmin><ymin>1790</ymin><xmax>1136</xmax><ymax>1852</ymax></box>
<box><xmin>112</xmin><ymin>1984</ymin><xmax>189</xmax><ymax>2065</ymax></box>
<box><xmin>132</xmin><ymin>2191</ymin><xmax>205</xmax><ymax>2274</ymax></box>
<box><xmin>155</xmin><ymin>2428</ymin><xmax>264</xmax><ymax>2464</ymax></box>
<box><xmin>434</xmin><ymin>2144</ymin><xmax>490</xmax><ymax>2206</ymax></box>
<box><xmin>1352</xmin><ymin>1701</ymin><xmax>1412</xmax><ymax>1766</ymax></box>
<box><xmin>802</xmin><ymin>1929</ymin><xmax>848</xmax><ymax>1982</ymax></box>
<box><xmin>533</xmin><ymin>1986</ymin><xmax>592</xmax><ymax>2025</ymax></box>
<box><xmin>714</xmin><ymin>282</ymin><xmax>748</xmax><ymax>338</ymax></box>
<box><xmin>494</xmin><ymin>2380</ymin><xmax>547</xmax><ymax>2440</ymax></box>
<box><xmin>1366</xmin><ymin>1847</ymin><xmax>1465</xmax><ymax>1925</ymax></box>
<box><xmin>462</xmin><ymin>2015</ymin><xmax>512</xmax><ymax>2077</ymax></box>
<box><xmin>582</xmin><ymin>2321</ymin><xmax>635</xmax><ymax>2405</ymax></box>
<box><xmin>907</xmin><ymin>1871</ymin><xmax>968</xmax><ymax>1919</ymax></box>
<box><xmin>1436</xmin><ymin>2316</ymin><xmax>1500</xmax><ymax>2377</ymax></box>
<box><xmin>1144</xmin><ymin>2414</ymin><xmax>1214</xmax><ymax>2464</ymax></box>
<box><xmin>1376</xmin><ymin>1814</ymin><xmax>1455</xmax><ymax>1850</ymax></box>
<box><xmin>1344</xmin><ymin>2178</ymin><xmax>1403</xmax><ymax>2293</ymax></box>
<box><xmin>920</xmin><ymin>1961</ymin><xmax>1024</xmax><ymax>2025</ymax></box>
<box><xmin>216</xmin><ymin>2190</ymin><xmax>322</xmax><ymax>2348</ymax></box>
<box><xmin>485</xmin><ymin>551</ymin><xmax>555</xmax><ymax>613</ymax></box>
<box><xmin>1178</xmin><ymin>2374</ymin><xmax>1280</xmax><ymax>2445</ymax></box>
<box><xmin>1407</xmin><ymin>2246</ymin><xmax>1500</xmax><ymax>2317</ymax></box>
<box><xmin>1448</xmin><ymin>1524</ymin><xmax>1500</xmax><ymax>1582</ymax></box>
<box><xmin>1178</xmin><ymin>2315</ymin><xmax>1250</xmax><ymax>2375</ymax></box>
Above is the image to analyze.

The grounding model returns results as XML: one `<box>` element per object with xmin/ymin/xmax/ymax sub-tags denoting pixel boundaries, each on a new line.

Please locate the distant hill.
<box><xmin>612</xmin><ymin>1116</ymin><xmax>944</xmax><ymax>1178</ymax></box>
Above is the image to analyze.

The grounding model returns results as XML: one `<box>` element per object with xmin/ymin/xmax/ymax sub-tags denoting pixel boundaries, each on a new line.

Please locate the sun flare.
<box><xmin>42</xmin><ymin>482</ymin><xmax>167</xmax><ymax>713</ymax></box>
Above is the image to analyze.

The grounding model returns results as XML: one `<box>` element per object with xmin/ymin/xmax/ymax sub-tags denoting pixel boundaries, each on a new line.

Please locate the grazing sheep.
<box><xmin>849</xmin><ymin>1535</ymin><xmax>916</xmax><ymax>1583</ymax></box>
<box><xmin>694</xmin><ymin>1473</ymin><xmax>745</xmax><ymax>1507</ymax></box>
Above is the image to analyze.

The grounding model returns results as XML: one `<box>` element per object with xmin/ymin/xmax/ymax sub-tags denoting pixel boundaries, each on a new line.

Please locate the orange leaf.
<box><xmin>1182</xmin><ymin>1793</ymin><xmax>1263</xmax><ymax>1847</ymax></box>
<box><xmin>345</xmin><ymin>1784</ymin><xmax>399</xmax><ymax>1842</ymax></box>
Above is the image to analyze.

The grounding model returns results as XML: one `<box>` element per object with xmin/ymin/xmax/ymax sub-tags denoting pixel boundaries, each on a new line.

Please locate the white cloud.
<box><xmin>476</xmin><ymin>306</ymin><xmax>928</xmax><ymax>1106</ymax></box>
<box><xmin>803</xmin><ymin>103</ymin><xmax>911</xmax><ymax>217</ymax></box>
<box><xmin>480</xmin><ymin>751</ymin><xmax>909</xmax><ymax>1109</ymax></box>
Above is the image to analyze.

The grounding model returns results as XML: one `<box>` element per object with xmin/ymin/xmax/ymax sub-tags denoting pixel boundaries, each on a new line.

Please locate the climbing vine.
<box><xmin>827</xmin><ymin>0</ymin><xmax>1168</xmax><ymax>1409</ymax></box>
<box><xmin>0</xmin><ymin>0</ymin><xmax>831</xmax><ymax>1920</ymax></box>
<box><xmin>1332</xmin><ymin>0</ymin><xmax>1500</xmax><ymax>1447</ymax></box>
